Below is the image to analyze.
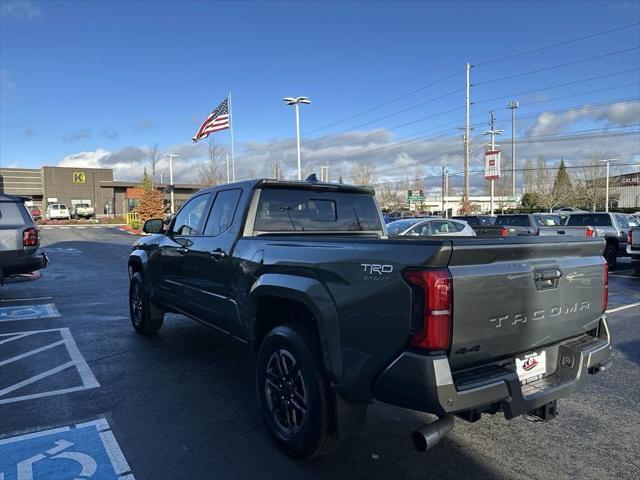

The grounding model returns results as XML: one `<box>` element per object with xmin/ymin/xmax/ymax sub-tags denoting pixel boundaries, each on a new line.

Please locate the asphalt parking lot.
<box><xmin>0</xmin><ymin>226</ymin><xmax>638</xmax><ymax>480</ymax></box>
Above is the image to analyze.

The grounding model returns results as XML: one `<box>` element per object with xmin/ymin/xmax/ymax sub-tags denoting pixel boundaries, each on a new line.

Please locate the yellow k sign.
<box><xmin>73</xmin><ymin>172</ymin><xmax>86</xmax><ymax>184</ymax></box>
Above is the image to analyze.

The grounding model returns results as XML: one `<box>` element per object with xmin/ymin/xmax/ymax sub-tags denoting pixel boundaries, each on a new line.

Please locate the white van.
<box><xmin>46</xmin><ymin>203</ymin><xmax>71</xmax><ymax>220</ymax></box>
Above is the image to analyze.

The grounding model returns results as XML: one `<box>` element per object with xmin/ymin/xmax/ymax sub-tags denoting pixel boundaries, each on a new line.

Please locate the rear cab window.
<box><xmin>567</xmin><ymin>214</ymin><xmax>612</xmax><ymax>227</ymax></box>
<box><xmin>495</xmin><ymin>215</ymin><xmax>530</xmax><ymax>227</ymax></box>
<box><xmin>253</xmin><ymin>188</ymin><xmax>381</xmax><ymax>233</ymax></box>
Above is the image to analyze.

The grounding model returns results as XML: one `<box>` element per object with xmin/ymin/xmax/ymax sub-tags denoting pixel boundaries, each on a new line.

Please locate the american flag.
<box><xmin>192</xmin><ymin>98</ymin><xmax>230</xmax><ymax>142</ymax></box>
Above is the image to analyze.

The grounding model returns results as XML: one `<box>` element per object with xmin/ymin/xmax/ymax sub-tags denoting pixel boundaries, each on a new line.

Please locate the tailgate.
<box><xmin>447</xmin><ymin>238</ymin><xmax>606</xmax><ymax>370</ymax></box>
<box><xmin>632</xmin><ymin>228</ymin><xmax>640</xmax><ymax>247</ymax></box>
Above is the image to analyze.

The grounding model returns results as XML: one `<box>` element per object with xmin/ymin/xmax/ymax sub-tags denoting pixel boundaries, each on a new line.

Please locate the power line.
<box><xmin>475</xmin><ymin>46</ymin><xmax>640</xmax><ymax>86</ymax></box>
<box><xmin>475</xmin><ymin>22</ymin><xmax>640</xmax><ymax>67</ymax></box>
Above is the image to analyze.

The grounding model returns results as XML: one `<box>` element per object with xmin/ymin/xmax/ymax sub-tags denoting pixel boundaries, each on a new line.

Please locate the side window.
<box><xmin>615</xmin><ymin>214</ymin><xmax>629</xmax><ymax>230</ymax></box>
<box><xmin>452</xmin><ymin>221</ymin><xmax>466</xmax><ymax>232</ymax></box>
<box><xmin>172</xmin><ymin>194</ymin><xmax>211</xmax><ymax>236</ymax></box>
<box><xmin>204</xmin><ymin>189</ymin><xmax>242</xmax><ymax>236</ymax></box>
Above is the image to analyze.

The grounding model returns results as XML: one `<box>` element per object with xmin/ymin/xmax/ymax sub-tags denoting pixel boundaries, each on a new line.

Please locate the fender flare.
<box><xmin>128</xmin><ymin>250</ymin><xmax>153</xmax><ymax>294</ymax></box>
<box><xmin>249</xmin><ymin>273</ymin><xmax>343</xmax><ymax>383</ymax></box>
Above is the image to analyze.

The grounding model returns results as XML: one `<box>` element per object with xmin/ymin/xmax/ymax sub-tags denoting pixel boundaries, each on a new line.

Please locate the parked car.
<box><xmin>128</xmin><ymin>178</ymin><xmax>611</xmax><ymax>459</ymax></box>
<box><xmin>474</xmin><ymin>214</ymin><xmax>564</xmax><ymax>237</ymax></box>
<box><xmin>45</xmin><ymin>203</ymin><xmax>71</xmax><ymax>220</ymax></box>
<box><xmin>564</xmin><ymin>212</ymin><xmax>639</xmax><ymax>269</ymax></box>
<box><xmin>628</xmin><ymin>226</ymin><xmax>640</xmax><ymax>274</ymax></box>
<box><xmin>384</xmin><ymin>211</ymin><xmax>422</xmax><ymax>223</ymax></box>
<box><xmin>387</xmin><ymin>217</ymin><xmax>475</xmax><ymax>236</ymax></box>
<box><xmin>73</xmin><ymin>203</ymin><xmax>95</xmax><ymax>219</ymax></box>
<box><xmin>0</xmin><ymin>195</ymin><xmax>48</xmax><ymax>283</ymax></box>
<box><xmin>553</xmin><ymin>206</ymin><xmax>586</xmax><ymax>213</ymax></box>
<box><xmin>29</xmin><ymin>206</ymin><xmax>42</xmax><ymax>220</ymax></box>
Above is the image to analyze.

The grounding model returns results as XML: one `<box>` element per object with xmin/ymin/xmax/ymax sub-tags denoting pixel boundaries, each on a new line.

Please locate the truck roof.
<box><xmin>200</xmin><ymin>177</ymin><xmax>375</xmax><ymax>195</ymax></box>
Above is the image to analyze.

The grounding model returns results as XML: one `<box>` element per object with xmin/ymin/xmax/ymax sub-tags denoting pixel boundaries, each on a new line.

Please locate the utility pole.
<box><xmin>445</xmin><ymin>168</ymin><xmax>449</xmax><ymax>217</ymax></box>
<box><xmin>441</xmin><ymin>165</ymin><xmax>446</xmax><ymax>216</ymax></box>
<box><xmin>464</xmin><ymin>62</ymin><xmax>471</xmax><ymax>201</ymax></box>
<box><xmin>483</xmin><ymin>112</ymin><xmax>503</xmax><ymax>216</ymax></box>
<box><xmin>507</xmin><ymin>101</ymin><xmax>519</xmax><ymax>198</ymax></box>
<box><xmin>226</xmin><ymin>153</ymin><xmax>230</xmax><ymax>183</ymax></box>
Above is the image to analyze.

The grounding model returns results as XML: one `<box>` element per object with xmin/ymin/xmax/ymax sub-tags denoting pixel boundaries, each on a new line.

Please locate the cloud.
<box><xmin>0</xmin><ymin>1</ymin><xmax>42</xmax><ymax>19</ymax></box>
<box><xmin>56</xmin><ymin>119</ymin><xmax>639</xmax><ymax>197</ymax></box>
<box><xmin>0</xmin><ymin>70</ymin><xmax>15</xmax><ymax>97</ymax></box>
<box><xmin>528</xmin><ymin>100</ymin><xmax>640</xmax><ymax>137</ymax></box>
<box><xmin>101</xmin><ymin>128</ymin><xmax>118</xmax><ymax>140</ymax></box>
<box><xmin>23</xmin><ymin>127</ymin><xmax>36</xmax><ymax>138</ymax></box>
<box><xmin>62</xmin><ymin>129</ymin><xmax>91</xmax><ymax>142</ymax></box>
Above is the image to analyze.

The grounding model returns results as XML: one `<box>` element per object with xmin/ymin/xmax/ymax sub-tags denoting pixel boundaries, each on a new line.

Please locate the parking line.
<box><xmin>0</xmin><ymin>339</ymin><xmax>65</xmax><ymax>367</ymax></box>
<box><xmin>0</xmin><ymin>361</ymin><xmax>75</xmax><ymax>397</ymax></box>
<box><xmin>0</xmin><ymin>297</ymin><xmax>53</xmax><ymax>303</ymax></box>
<box><xmin>606</xmin><ymin>302</ymin><xmax>640</xmax><ymax>314</ymax></box>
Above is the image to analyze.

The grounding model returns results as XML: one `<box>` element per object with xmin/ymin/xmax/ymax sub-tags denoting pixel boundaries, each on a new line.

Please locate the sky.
<box><xmin>1</xmin><ymin>0</ymin><xmax>639</xmax><ymax>193</ymax></box>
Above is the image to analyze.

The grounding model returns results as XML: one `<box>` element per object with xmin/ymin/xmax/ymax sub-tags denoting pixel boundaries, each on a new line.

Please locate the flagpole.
<box><xmin>229</xmin><ymin>91</ymin><xmax>236</xmax><ymax>181</ymax></box>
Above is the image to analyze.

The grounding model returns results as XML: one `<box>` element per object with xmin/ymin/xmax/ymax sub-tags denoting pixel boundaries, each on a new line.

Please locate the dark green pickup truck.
<box><xmin>128</xmin><ymin>178</ymin><xmax>611</xmax><ymax>458</ymax></box>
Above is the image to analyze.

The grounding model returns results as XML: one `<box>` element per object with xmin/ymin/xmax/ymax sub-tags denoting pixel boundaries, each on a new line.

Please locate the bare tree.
<box><xmin>377</xmin><ymin>183</ymin><xmax>401</xmax><ymax>210</ymax></box>
<box><xmin>350</xmin><ymin>161</ymin><xmax>375</xmax><ymax>185</ymax></box>
<box><xmin>199</xmin><ymin>138</ymin><xmax>224</xmax><ymax>186</ymax></box>
<box><xmin>494</xmin><ymin>174</ymin><xmax>513</xmax><ymax>213</ymax></box>
<box><xmin>146</xmin><ymin>143</ymin><xmax>160</xmax><ymax>186</ymax></box>
<box><xmin>522</xmin><ymin>158</ymin><xmax>535</xmax><ymax>194</ymax></box>
<box><xmin>576</xmin><ymin>152</ymin><xmax>610</xmax><ymax>211</ymax></box>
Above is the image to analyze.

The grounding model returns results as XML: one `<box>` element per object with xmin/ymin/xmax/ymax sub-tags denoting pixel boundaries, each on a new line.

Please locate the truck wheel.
<box><xmin>603</xmin><ymin>245</ymin><xmax>617</xmax><ymax>270</ymax></box>
<box><xmin>256</xmin><ymin>324</ymin><xmax>340</xmax><ymax>459</ymax></box>
<box><xmin>129</xmin><ymin>272</ymin><xmax>164</xmax><ymax>334</ymax></box>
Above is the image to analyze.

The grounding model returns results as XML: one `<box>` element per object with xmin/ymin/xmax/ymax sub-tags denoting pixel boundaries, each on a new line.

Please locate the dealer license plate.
<box><xmin>515</xmin><ymin>351</ymin><xmax>546</xmax><ymax>385</ymax></box>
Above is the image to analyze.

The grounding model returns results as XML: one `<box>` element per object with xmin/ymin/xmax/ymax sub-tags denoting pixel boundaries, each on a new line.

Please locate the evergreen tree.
<box><xmin>553</xmin><ymin>159</ymin><xmax>572</xmax><ymax>196</ymax></box>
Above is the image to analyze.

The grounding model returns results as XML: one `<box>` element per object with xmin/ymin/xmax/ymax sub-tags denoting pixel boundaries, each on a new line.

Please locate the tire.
<box><xmin>129</xmin><ymin>272</ymin><xmax>164</xmax><ymax>334</ymax></box>
<box><xmin>603</xmin><ymin>245</ymin><xmax>617</xmax><ymax>270</ymax></box>
<box><xmin>256</xmin><ymin>323</ymin><xmax>340</xmax><ymax>459</ymax></box>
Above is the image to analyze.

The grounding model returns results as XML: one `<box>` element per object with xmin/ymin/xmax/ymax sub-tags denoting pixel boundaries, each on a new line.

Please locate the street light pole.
<box><xmin>164</xmin><ymin>154</ymin><xmax>181</xmax><ymax>214</ymax></box>
<box><xmin>601</xmin><ymin>158</ymin><xmax>617</xmax><ymax>212</ymax></box>
<box><xmin>283</xmin><ymin>96</ymin><xmax>311</xmax><ymax>181</ymax></box>
<box><xmin>484</xmin><ymin>111</ymin><xmax>503</xmax><ymax>216</ymax></box>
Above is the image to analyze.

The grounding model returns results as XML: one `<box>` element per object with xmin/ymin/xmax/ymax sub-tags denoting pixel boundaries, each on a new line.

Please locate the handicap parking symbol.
<box><xmin>0</xmin><ymin>304</ymin><xmax>59</xmax><ymax>323</ymax></box>
<box><xmin>0</xmin><ymin>418</ymin><xmax>134</xmax><ymax>480</ymax></box>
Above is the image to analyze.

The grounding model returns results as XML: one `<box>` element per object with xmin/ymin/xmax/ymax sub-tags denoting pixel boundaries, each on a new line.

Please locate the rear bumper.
<box><xmin>373</xmin><ymin>317</ymin><xmax>611</xmax><ymax>419</ymax></box>
<box><xmin>1</xmin><ymin>251</ymin><xmax>48</xmax><ymax>276</ymax></box>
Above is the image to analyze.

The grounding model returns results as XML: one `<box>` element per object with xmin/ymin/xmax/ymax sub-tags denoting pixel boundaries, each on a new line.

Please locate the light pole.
<box><xmin>601</xmin><ymin>158</ymin><xmax>618</xmax><ymax>212</ymax></box>
<box><xmin>507</xmin><ymin>101</ymin><xmax>518</xmax><ymax>198</ymax></box>
<box><xmin>164</xmin><ymin>154</ymin><xmax>181</xmax><ymax>213</ymax></box>
<box><xmin>282</xmin><ymin>96</ymin><xmax>311</xmax><ymax>180</ymax></box>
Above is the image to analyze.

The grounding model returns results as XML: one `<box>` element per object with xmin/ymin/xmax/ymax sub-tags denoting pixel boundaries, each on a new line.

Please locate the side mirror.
<box><xmin>143</xmin><ymin>218</ymin><xmax>165</xmax><ymax>234</ymax></box>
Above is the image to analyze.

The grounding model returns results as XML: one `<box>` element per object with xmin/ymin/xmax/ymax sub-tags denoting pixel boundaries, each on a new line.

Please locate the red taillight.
<box><xmin>628</xmin><ymin>229</ymin><xmax>633</xmax><ymax>245</ymax></box>
<box><xmin>602</xmin><ymin>262</ymin><xmax>608</xmax><ymax>313</ymax></box>
<box><xmin>586</xmin><ymin>226</ymin><xmax>596</xmax><ymax>237</ymax></box>
<box><xmin>501</xmin><ymin>227</ymin><xmax>508</xmax><ymax>237</ymax></box>
<box><xmin>23</xmin><ymin>227</ymin><xmax>38</xmax><ymax>247</ymax></box>
<box><xmin>403</xmin><ymin>269</ymin><xmax>452</xmax><ymax>351</ymax></box>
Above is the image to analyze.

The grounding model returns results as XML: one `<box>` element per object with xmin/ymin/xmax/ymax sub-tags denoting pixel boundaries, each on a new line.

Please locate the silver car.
<box><xmin>387</xmin><ymin>217</ymin><xmax>476</xmax><ymax>236</ymax></box>
<box><xmin>0</xmin><ymin>194</ymin><xmax>48</xmax><ymax>283</ymax></box>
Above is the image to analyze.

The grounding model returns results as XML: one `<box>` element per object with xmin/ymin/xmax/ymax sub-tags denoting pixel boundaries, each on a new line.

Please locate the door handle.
<box><xmin>210</xmin><ymin>248</ymin><xmax>228</xmax><ymax>260</ymax></box>
<box><xmin>534</xmin><ymin>269</ymin><xmax>562</xmax><ymax>290</ymax></box>
<box><xmin>177</xmin><ymin>246</ymin><xmax>189</xmax><ymax>255</ymax></box>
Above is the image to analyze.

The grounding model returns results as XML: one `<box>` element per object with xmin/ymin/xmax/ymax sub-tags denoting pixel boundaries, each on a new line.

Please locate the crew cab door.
<box><xmin>157</xmin><ymin>192</ymin><xmax>212</xmax><ymax>309</ymax></box>
<box><xmin>178</xmin><ymin>188</ymin><xmax>243</xmax><ymax>329</ymax></box>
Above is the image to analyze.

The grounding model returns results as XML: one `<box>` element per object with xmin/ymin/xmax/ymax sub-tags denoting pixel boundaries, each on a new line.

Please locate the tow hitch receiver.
<box><xmin>527</xmin><ymin>400</ymin><xmax>558</xmax><ymax>421</ymax></box>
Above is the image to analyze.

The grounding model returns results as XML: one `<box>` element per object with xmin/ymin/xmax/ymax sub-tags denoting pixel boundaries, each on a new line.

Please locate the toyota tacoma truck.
<box><xmin>127</xmin><ymin>177</ymin><xmax>611</xmax><ymax>459</ymax></box>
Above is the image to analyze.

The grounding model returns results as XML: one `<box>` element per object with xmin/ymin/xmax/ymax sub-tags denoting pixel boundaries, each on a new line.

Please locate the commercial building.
<box><xmin>0</xmin><ymin>166</ymin><xmax>203</xmax><ymax>216</ymax></box>
<box><xmin>610</xmin><ymin>171</ymin><xmax>640</xmax><ymax>209</ymax></box>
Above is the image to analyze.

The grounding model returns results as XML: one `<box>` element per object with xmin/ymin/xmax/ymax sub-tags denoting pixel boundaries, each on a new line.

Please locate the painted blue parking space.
<box><xmin>0</xmin><ymin>305</ymin><xmax>59</xmax><ymax>323</ymax></box>
<box><xmin>0</xmin><ymin>418</ymin><xmax>134</xmax><ymax>480</ymax></box>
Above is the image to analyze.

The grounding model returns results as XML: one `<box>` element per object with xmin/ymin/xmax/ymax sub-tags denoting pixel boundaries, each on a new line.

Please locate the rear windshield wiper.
<box><xmin>279</xmin><ymin>206</ymin><xmax>304</xmax><ymax>231</ymax></box>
